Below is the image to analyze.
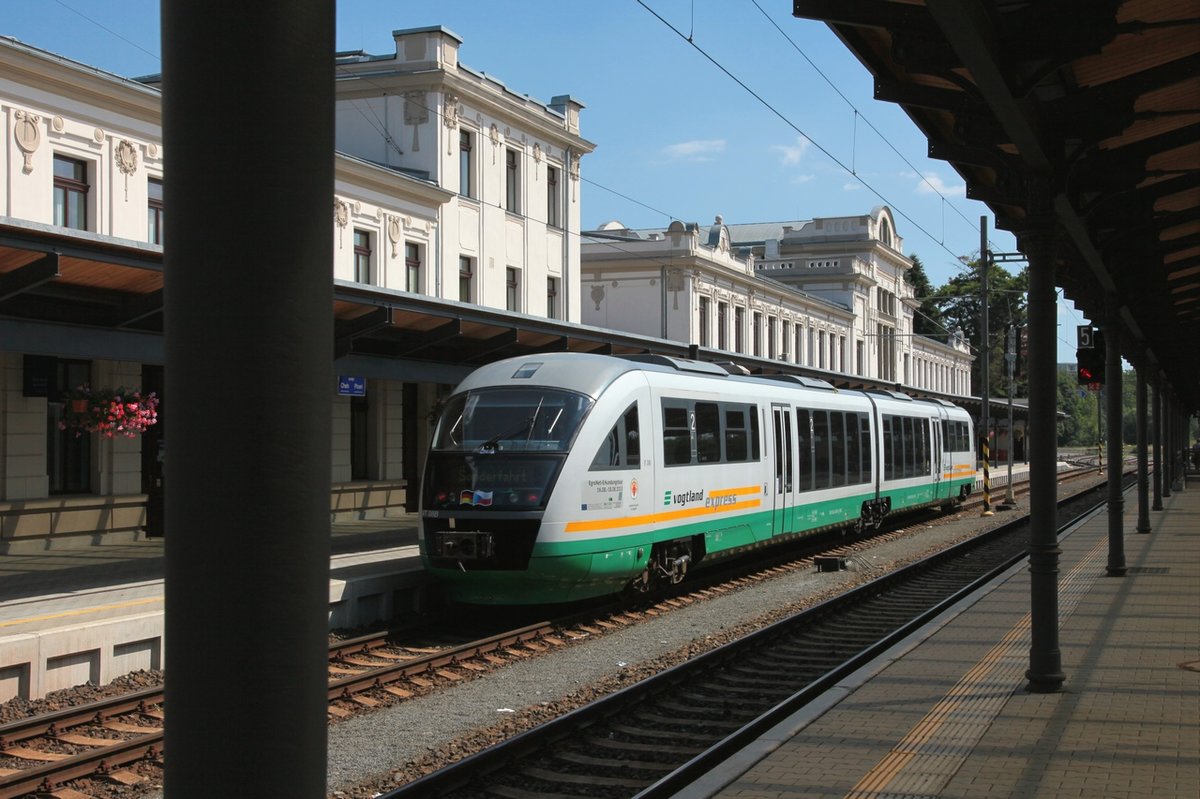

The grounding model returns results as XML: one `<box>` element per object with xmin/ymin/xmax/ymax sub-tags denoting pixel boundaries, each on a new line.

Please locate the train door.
<box><xmin>771</xmin><ymin>404</ymin><xmax>794</xmax><ymax>534</ymax></box>
<box><xmin>931</xmin><ymin>417</ymin><xmax>945</xmax><ymax>500</ymax></box>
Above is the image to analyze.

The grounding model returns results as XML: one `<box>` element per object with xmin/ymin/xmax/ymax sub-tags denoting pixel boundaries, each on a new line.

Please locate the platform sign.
<box><xmin>337</xmin><ymin>375</ymin><xmax>365</xmax><ymax>396</ymax></box>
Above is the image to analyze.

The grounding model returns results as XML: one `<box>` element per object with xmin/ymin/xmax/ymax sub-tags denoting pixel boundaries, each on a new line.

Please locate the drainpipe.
<box><xmin>564</xmin><ymin>146</ymin><xmax>572</xmax><ymax>321</ymax></box>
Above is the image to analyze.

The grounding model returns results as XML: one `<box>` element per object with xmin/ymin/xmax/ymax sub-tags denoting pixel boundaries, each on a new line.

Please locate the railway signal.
<box><xmin>1075</xmin><ymin>327</ymin><xmax>1105</xmax><ymax>385</ymax></box>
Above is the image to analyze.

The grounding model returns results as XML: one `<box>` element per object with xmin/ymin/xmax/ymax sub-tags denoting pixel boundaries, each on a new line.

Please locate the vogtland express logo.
<box><xmin>663</xmin><ymin>488</ymin><xmax>705</xmax><ymax>507</ymax></box>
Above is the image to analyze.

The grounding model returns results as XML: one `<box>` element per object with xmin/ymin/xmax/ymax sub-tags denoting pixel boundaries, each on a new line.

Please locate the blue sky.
<box><xmin>5</xmin><ymin>0</ymin><xmax>1090</xmax><ymax>361</ymax></box>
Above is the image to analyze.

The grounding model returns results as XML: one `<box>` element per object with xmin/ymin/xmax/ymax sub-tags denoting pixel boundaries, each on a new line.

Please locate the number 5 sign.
<box><xmin>1077</xmin><ymin>325</ymin><xmax>1094</xmax><ymax>349</ymax></box>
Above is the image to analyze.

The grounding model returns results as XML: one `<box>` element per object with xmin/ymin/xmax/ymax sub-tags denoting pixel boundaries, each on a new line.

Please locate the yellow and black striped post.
<box><xmin>981</xmin><ymin>434</ymin><xmax>994</xmax><ymax>516</ymax></box>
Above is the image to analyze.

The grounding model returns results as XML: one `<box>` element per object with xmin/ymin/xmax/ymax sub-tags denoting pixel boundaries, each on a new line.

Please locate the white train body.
<box><xmin>419</xmin><ymin>353</ymin><xmax>975</xmax><ymax>603</ymax></box>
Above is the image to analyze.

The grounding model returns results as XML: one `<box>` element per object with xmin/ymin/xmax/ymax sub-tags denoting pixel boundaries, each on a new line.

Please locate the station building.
<box><xmin>582</xmin><ymin>209</ymin><xmax>973</xmax><ymax>391</ymax></box>
<box><xmin>0</xmin><ymin>27</ymin><xmax>594</xmax><ymax>549</ymax></box>
<box><xmin>1</xmin><ymin>25</ymin><xmax>982</xmax><ymax>555</ymax></box>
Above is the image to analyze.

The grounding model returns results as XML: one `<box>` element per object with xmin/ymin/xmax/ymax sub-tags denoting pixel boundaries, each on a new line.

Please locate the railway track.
<box><xmin>381</xmin><ymin>474</ymin><xmax>1127</xmax><ymax>799</ymax></box>
<box><xmin>0</xmin><ymin>464</ymin><xmax>1118</xmax><ymax>797</ymax></box>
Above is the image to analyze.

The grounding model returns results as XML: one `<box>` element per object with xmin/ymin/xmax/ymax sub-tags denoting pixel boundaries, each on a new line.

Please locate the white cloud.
<box><xmin>771</xmin><ymin>136</ymin><xmax>811</xmax><ymax>166</ymax></box>
<box><xmin>843</xmin><ymin>181</ymin><xmax>862</xmax><ymax>191</ymax></box>
<box><xmin>661</xmin><ymin>139</ymin><xmax>726</xmax><ymax>161</ymax></box>
<box><xmin>792</xmin><ymin>174</ymin><xmax>816</xmax><ymax>184</ymax></box>
<box><xmin>915</xmin><ymin>170</ymin><xmax>965</xmax><ymax>195</ymax></box>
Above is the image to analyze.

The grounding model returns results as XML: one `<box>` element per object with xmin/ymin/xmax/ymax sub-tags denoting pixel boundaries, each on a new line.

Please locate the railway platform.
<box><xmin>691</xmin><ymin>474</ymin><xmax>1198</xmax><ymax>798</ymax></box>
<box><xmin>0</xmin><ymin>516</ymin><xmax>427</xmax><ymax>702</ymax></box>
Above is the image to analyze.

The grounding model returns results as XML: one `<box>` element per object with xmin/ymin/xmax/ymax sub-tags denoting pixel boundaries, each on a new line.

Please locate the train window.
<box><xmin>662</xmin><ymin>404</ymin><xmax>691</xmax><ymax>466</ymax></box>
<box><xmin>921</xmin><ymin>417</ymin><xmax>931</xmax><ymax>472</ymax></box>
<box><xmin>795</xmin><ymin>409</ymin><xmax>812</xmax><ymax>491</ymax></box>
<box><xmin>846</xmin><ymin>412</ymin><xmax>860</xmax><ymax>484</ymax></box>
<box><xmin>750</xmin><ymin>405</ymin><xmax>761</xmax><ymax>460</ymax></box>
<box><xmin>882</xmin><ymin>416</ymin><xmax>893</xmax><ymax>480</ymax></box>
<box><xmin>696</xmin><ymin>403</ymin><xmax>720</xmax><ymax>462</ymax></box>
<box><xmin>725</xmin><ymin>408</ymin><xmax>748</xmax><ymax>461</ymax></box>
<box><xmin>903</xmin><ymin>416</ymin><xmax>916</xmax><ymax>478</ymax></box>
<box><xmin>663</xmin><ymin>399</ymin><xmax>761</xmax><ymax>467</ymax></box>
<box><xmin>813</xmin><ymin>410</ymin><xmax>830</xmax><ymax>490</ymax></box>
<box><xmin>590</xmin><ymin>402</ymin><xmax>640</xmax><ymax>470</ymax></box>
<box><xmin>860</xmin><ymin>414</ymin><xmax>873</xmax><ymax>484</ymax></box>
<box><xmin>830</xmin><ymin>411</ymin><xmax>846</xmax><ymax>487</ymax></box>
<box><xmin>624</xmin><ymin>404</ymin><xmax>640</xmax><ymax>465</ymax></box>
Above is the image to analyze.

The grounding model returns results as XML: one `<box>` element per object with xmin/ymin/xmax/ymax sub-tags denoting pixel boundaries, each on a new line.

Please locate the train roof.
<box><xmin>452</xmin><ymin>353</ymin><xmax>971</xmax><ymax>417</ymax></box>
<box><xmin>451</xmin><ymin>352</ymin><xmax>723</xmax><ymax>400</ymax></box>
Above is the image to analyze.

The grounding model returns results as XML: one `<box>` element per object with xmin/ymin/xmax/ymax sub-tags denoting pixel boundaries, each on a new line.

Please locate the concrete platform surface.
<box><xmin>0</xmin><ymin>516</ymin><xmax>427</xmax><ymax>701</ymax></box>
<box><xmin>691</xmin><ymin>481</ymin><xmax>1198</xmax><ymax>798</ymax></box>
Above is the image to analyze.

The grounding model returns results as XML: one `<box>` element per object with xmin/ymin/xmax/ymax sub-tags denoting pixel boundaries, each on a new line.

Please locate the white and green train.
<box><xmin>419</xmin><ymin>353</ymin><xmax>975</xmax><ymax>604</ymax></box>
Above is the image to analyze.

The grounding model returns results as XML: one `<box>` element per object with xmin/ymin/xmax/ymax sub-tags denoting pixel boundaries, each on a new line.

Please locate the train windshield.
<box><xmin>432</xmin><ymin>388</ymin><xmax>592</xmax><ymax>453</ymax></box>
<box><xmin>425</xmin><ymin>388</ymin><xmax>592</xmax><ymax>511</ymax></box>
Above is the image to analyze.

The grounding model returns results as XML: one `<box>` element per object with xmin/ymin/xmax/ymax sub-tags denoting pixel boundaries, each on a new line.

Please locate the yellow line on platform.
<box><xmin>0</xmin><ymin>596</ymin><xmax>163</xmax><ymax>628</ymax></box>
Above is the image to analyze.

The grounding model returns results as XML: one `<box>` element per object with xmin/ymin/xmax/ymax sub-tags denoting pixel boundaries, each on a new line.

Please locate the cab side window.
<box><xmin>590</xmin><ymin>402</ymin><xmax>640</xmax><ymax>470</ymax></box>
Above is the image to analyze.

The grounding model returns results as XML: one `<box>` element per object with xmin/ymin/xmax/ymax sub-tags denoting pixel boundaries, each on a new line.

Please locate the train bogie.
<box><xmin>419</xmin><ymin>353</ymin><xmax>974</xmax><ymax>605</ymax></box>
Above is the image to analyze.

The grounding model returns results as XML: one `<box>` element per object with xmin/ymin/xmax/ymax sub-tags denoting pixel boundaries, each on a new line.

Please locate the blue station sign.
<box><xmin>337</xmin><ymin>376</ymin><xmax>366</xmax><ymax>396</ymax></box>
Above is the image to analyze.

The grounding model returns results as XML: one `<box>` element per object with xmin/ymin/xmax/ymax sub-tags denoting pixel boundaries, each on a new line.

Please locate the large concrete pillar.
<box><xmin>163</xmin><ymin>3</ymin><xmax>334</xmax><ymax>796</ymax></box>
<box><xmin>1019</xmin><ymin>223</ymin><xmax>1064</xmax><ymax>693</ymax></box>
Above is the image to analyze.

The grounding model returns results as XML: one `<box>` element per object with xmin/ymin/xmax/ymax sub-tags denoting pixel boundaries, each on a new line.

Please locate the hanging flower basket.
<box><xmin>59</xmin><ymin>385</ymin><xmax>160</xmax><ymax>439</ymax></box>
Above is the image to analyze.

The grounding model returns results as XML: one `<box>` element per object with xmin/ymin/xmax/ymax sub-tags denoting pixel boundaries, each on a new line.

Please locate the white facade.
<box><xmin>730</xmin><ymin>207</ymin><xmax>972</xmax><ymax>394</ymax></box>
<box><xmin>333</xmin><ymin>27</ymin><xmax>594</xmax><ymax>320</ymax></box>
<box><xmin>0</xmin><ymin>28</ymin><xmax>593</xmax><ymax>545</ymax></box>
<box><xmin>581</xmin><ymin>218</ymin><xmax>856</xmax><ymax>372</ymax></box>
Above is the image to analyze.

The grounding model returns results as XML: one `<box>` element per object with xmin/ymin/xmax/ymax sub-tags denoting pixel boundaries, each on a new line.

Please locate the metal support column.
<box><xmin>979</xmin><ymin>217</ymin><xmax>992</xmax><ymax>516</ymax></box>
<box><xmin>1104</xmin><ymin>302</ymin><xmax>1125</xmax><ymax>575</ymax></box>
<box><xmin>1135</xmin><ymin>365</ymin><xmax>1151</xmax><ymax>533</ymax></box>
<box><xmin>1163</xmin><ymin>390</ymin><xmax>1172</xmax><ymax>497</ymax></box>
<box><xmin>1152</xmin><ymin>377</ymin><xmax>1163</xmax><ymax>510</ymax></box>
<box><xmin>163</xmin><ymin>3</ymin><xmax>334</xmax><ymax>797</ymax></box>
<box><xmin>1020</xmin><ymin>222</ymin><xmax>1064</xmax><ymax>692</ymax></box>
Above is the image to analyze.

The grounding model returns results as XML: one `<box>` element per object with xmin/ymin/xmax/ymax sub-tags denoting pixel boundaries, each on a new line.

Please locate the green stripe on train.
<box><xmin>428</xmin><ymin>481</ymin><xmax>973</xmax><ymax>603</ymax></box>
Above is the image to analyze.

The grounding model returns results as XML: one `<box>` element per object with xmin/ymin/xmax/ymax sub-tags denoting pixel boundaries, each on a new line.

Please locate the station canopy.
<box><xmin>793</xmin><ymin>0</ymin><xmax>1200</xmax><ymax>411</ymax></box>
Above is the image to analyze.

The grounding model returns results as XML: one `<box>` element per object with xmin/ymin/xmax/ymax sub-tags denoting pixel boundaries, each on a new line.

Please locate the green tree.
<box><xmin>928</xmin><ymin>257</ymin><xmax>1028</xmax><ymax>398</ymax></box>
<box><xmin>904</xmin><ymin>253</ymin><xmax>943</xmax><ymax>337</ymax></box>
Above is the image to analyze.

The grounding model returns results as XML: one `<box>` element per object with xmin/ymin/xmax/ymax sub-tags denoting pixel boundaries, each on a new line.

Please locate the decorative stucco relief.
<box><xmin>443</xmin><ymin>94</ymin><xmax>459</xmax><ymax>155</ymax></box>
<box><xmin>590</xmin><ymin>283</ymin><xmax>605</xmax><ymax>310</ymax></box>
<box><xmin>387</xmin><ymin>215</ymin><xmax>402</xmax><ymax>258</ymax></box>
<box><xmin>13</xmin><ymin>110</ymin><xmax>41</xmax><ymax>173</ymax></box>
<box><xmin>115</xmin><ymin>139</ymin><xmax>138</xmax><ymax>201</ymax></box>
<box><xmin>334</xmin><ymin>199</ymin><xmax>349</xmax><ymax>248</ymax></box>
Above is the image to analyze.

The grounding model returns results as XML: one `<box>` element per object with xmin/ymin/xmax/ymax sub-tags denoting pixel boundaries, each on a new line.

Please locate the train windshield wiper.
<box><xmin>478</xmin><ymin>398</ymin><xmax>545</xmax><ymax>453</ymax></box>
